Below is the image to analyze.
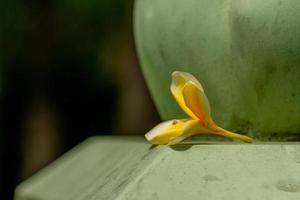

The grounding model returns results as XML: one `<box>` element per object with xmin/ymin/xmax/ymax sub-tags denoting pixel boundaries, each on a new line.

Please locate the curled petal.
<box><xmin>171</xmin><ymin>71</ymin><xmax>210</xmax><ymax>124</ymax></box>
<box><xmin>182</xmin><ymin>81</ymin><xmax>211</xmax><ymax>125</ymax></box>
<box><xmin>171</xmin><ymin>71</ymin><xmax>204</xmax><ymax>120</ymax></box>
<box><xmin>145</xmin><ymin>119</ymin><xmax>187</xmax><ymax>145</ymax></box>
<box><xmin>171</xmin><ymin>71</ymin><xmax>204</xmax><ymax>92</ymax></box>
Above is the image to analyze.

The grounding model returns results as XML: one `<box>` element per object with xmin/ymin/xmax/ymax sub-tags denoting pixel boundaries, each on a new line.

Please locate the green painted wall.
<box><xmin>134</xmin><ymin>0</ymin><xmax>300</xmax><ymax>139</ymax></box>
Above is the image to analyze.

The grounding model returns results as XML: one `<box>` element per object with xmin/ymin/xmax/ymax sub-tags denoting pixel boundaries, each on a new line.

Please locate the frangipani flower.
<box><xmin>145</xmin><ymin>71</ymin><xmax>253</xmax><ymax>145</ymax></box>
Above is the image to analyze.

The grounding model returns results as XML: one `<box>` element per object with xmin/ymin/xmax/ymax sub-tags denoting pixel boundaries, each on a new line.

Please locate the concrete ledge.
<box><xmin>15</xmin><ymin>137</ymin><xmax>300</xmax><ymax>200</ymax></box>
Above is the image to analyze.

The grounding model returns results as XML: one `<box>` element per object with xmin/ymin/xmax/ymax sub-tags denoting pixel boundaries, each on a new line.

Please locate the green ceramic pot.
<box><xmin>134</xmin><ymin>0</ymin><xmax>300</xmax><ymax>139</ymax></box>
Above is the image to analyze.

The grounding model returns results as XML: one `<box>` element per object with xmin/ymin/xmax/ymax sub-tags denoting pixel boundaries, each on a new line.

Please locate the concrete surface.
<box><xmin>15</xmin><ymin>136</ymin><xmax>300</xmax><ymax>200</ymax></box>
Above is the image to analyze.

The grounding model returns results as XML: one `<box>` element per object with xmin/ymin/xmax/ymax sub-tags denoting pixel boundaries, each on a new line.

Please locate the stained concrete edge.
<box><xmin>15</xmin><ymin>137</ymin><xmax>300</xmax><ymax>200</ymax></box>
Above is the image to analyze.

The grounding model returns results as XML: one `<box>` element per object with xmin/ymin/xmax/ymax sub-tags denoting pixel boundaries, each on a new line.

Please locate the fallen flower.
<box><xmin>145</xmin><ymin>71</ymin><xmax>253</xmax><ymax>145</ymax></box>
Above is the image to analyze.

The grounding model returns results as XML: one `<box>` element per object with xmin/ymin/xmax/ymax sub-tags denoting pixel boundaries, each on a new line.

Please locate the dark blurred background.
<box><xmin>0</xmin><ymin>0</ymin><xmax>160</xmax><ymax>199</ymax></box>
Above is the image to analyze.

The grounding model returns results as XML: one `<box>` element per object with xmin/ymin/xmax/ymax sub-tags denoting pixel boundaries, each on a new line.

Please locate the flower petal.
<box><xmin>171</xmin><ymin>71</ymin><xmax>204</xmax><ymax>120</ymax></box>
<box><xmin>171</xmin><ymin>71</ymin><xmax>204</xmax><ymax>92</ymax></box>
<box><xmin>145</xmin><ymin>119</ymin><xmax>187</xmax><ymax>145</ymax></box>
<box><xmin>167</xmin><ymin>119</ymin><xmax>202</xmax><ymax>145</ymax></box>
<box><xmin>182</xmin><ymin>81</ymin><xmax>211</xmax><ymax>125</ymax></box>
<box><xmin>211</xmin><ymin>126</ymin><xmax>254</xmax><ymax>143</ymax></box>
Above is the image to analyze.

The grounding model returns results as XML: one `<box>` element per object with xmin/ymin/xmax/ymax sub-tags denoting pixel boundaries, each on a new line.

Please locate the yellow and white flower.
<box><xmin>145</xmin><ymin>71</ymin><xmax>253</xmax><ymax>145</ymax></box>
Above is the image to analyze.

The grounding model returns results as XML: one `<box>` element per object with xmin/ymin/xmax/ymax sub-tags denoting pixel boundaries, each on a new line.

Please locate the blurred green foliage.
<box><xmin>0</xmin><ymin>0</ymin><xmax>140</xmax><ymax>199</ymax></box>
